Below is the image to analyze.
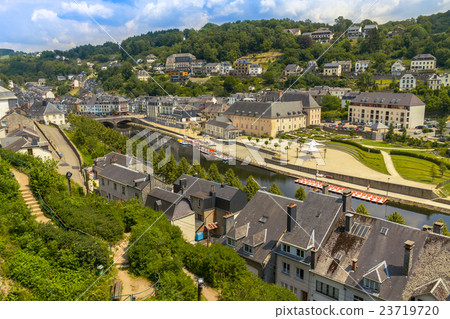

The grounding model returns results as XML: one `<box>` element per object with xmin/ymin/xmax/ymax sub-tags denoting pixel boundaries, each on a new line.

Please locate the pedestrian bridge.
<box><xmin>93</xmin><ymin>114</ymin><xmax>147</xmax><ymax>128</ymax></box>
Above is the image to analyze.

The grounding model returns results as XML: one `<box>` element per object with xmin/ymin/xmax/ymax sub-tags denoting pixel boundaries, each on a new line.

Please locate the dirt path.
<box><xmin>112</xmin><ymin>233</ymin><xmax>154</xmax><ymax>301</ymax></box>
<box><xmin>183</xmin><ymin>268</ymin><xmax>219</xmax><ymax>301</ymax></box>
<box><xmin>11</xmin><ymin>168</ymin><xmax>52</xmax><ymax>224</ymax></box>
<box><xmin>380</xmin><ymin>150</ymin><xmax>400</xmax><ymax>178</ymax></box>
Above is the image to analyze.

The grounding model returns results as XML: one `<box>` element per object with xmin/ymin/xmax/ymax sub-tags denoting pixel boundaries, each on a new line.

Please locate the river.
<box><xmin>117</xmin><ymin>125</ymin><xmax>450</xmax><ymax>229</ymax></box>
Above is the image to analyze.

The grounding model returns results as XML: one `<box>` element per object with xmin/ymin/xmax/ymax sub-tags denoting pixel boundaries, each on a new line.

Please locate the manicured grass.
<box><xmin>69</xmin><ymin>88</ymin><xmax>79</xmax><ymax>96</ymax></box>
<box><xmin>391</xmin><ymin>155</ymin><xmax>450</xmax><ymax>185</ymax></box>
<box><xmin>375</xmin><ymin>79</ymin><xmax>392</xmax><ymax>90</ymax></box>
<box><xmin>438</xmin><ymin>183</ymin><xmax>450</xmax><ymax>198</ymax></box>
<box><xmin>358</xmin><ymin>139</ymin><xmax>406</xmax><ymax>148</ymax></box>
<box><xmin>328</xmin><ymin>141</ymin><xmax>389</xmax><ymax>175</ymax></box>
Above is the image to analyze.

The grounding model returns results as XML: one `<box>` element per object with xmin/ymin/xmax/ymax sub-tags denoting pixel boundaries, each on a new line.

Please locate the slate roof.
<box><xmin>370</xmin><ymin>122</ymin><xmax>388</xmax><ymax>130</ymax></box>
<box><xmin>313</xmin><ymin>212</ymin><xmax>450</xmax><ymax>301</ymax></box>
<box><xmin>411</xmin><ymin>278</ymin><xmax>449</xmax><ymax>301</ymax></box>
<box><xmin>94</xmin><ymin>152</ymin><xmax>139</xmax><ymax>171</ymax></box>
<box><xmin>28</xmin><ymin>101</ymin><xmax>63</xmax><ymax>117</ymax></box>
<box><xmin>221</xmin><ymin>191</ymin><xmax>304</xmax><ymax>266</ymax></box>
<box><xmin>285</xmin><ymin>64</ymin><xmax>300</xmax><ymax>72</ymax></box>
<box><xmin>352</xmin><ymin>92</ymin><xmax>425</xmax><ymax>107</ymax></box>
<box><xmin>145</xmin><ymin>188</ymin><xmax>194</xmax><ymax>221</ymax></box>
<box><xmin>324</xmin><ymin>63</ymin><xmax>341</xmax><ymax>68</ymax></box>
<box><xmin>0</xmin><ymin>136</ymin><xmax>27</xmax><ymax>152</ymax></box>
<box><xmin>99</xmin><ymin>163</ymin><xmax>149</xmax><ymax>190</ymax></box>
<box><xmin>224</xmin><ymin>101</ymin><xmax>305</xmax><ymax>119</ymax></box>
<box><xmin>280</xmin><ymin>192</ymin><xmax>343</xmax><ymax>250</ymax></box>
<box><xmin>206</xmin><ymin>119</ymin><xmax>237</xmax><ymax>130</ymax></box>
<box><xmin>0</xmin><ymin>86</ymin><xmax>17</xmax><ymax>100</ymax></box>
<box><xmin>262</xmin><ymin>91</ymin><xmax>320</xmax><ymax>109</ymax></box>
<box><xmin>412</xmin><ymin>54</ymin><xmax>436</xmax><ymax>61</ymax></box>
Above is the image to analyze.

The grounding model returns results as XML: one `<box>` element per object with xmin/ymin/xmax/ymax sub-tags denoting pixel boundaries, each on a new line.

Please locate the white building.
<box><xmin>410</xmin><ymin>54</ymin><xmax>436</xmax><ymax>71</ymax></box>
<box><xmin>391</xmin><ymin>60</ymin><xmax>406</xmax><ymax>74</ymax></box>
<box><xmin>249</xmin><ymin>63</ymin><xmax>263</xmax><ymax>76</ymax></box>
<box><xmin>440</xmin><ymin>73</ymin><xmax>450</xmax><ymax>87</ymax></box>
<box><xmin>0</xmin><ymin>86</ymin><xmax>17</xmax><ymax>119</ymax></box>
<box><xmin>355</xmin><ymin>60</ymin><xmax>370</xmax><ymax>73</ymax></box>
<box><xmin>363</xmin><ymin>24</ymin><xmax>378</xmax><ymax>37</ymax></box>
<box><xmin>219</xmin><ymin>61</ymin><xmax>233</xmax><ymax>75</ymax></box>
<box><xmin>347</xmin><ymin>26</ymin><xmax>362</xmax><ymax>39</ymax></box>
<box><xmin>399</xmin><ymin>74</ymin><xmax>417</xmax><ymax>91</ymax></box>
<box><xmin>348</xmin><ymin>92</ymin><xmax>425</xmax><ymax>128</ymax></box>
<box><xmin>427</xmin><ymin>74</ymin><xmax>442</xmax><ymax>90</ymax></box>
<box><xmin>28</xmin><ymin>101</ymin><xmax>66</xmax><ymax>126</ymax></box>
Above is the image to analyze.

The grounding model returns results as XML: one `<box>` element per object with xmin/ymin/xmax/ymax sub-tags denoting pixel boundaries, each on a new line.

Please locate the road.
<box><xmin>38</xmin><ymin>124</ymin><xmax>85</xmax><ymax>189</ymax></box>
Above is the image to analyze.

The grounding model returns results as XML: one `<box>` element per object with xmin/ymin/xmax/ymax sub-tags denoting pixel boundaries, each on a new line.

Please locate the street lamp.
<box><xmin>315</xmin><ymin>163</ymin><xmax>318</xmax><ymax>181</ymax></box>
<box><xmin>66</xmin><ymin>171</ymin><xmax>73</xmax><ymax>196</ymax></box>
<box><xmin>197</xmin><ymin>277</ymin><xmax>204</xmax><ymax>301</ymax></box>
<box><xmin>385</xmin><ymin>177</ymin><xmax>390</xmax><ymax>218</ymax></box>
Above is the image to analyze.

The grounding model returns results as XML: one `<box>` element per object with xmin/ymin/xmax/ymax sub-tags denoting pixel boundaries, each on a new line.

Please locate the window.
<box><xmin>122</xmin><ymin>186</ymin><xmax>125</xmax><ymax>195</ymax></box>
<box><xmin>364</xmin><ymin>278</ymin><xmax>380</xmax><ymax>292</ymax></box>
<box><xmin>227</xmin><ymin>238</ymin><xmax>236</xmax><ymax>247</ymax></box>
<box><xmin>296</xmin><ymin>248</ymin><xmax>305</xmax><ymax>259</ymax></box>
<box><xmin>295</xmin><ymin>267</ymin><xmax>304</xmax><ymax>280</ymax></box>
<box><xmin>354</xmin><ymin>295</ymin><xmax>364</xmax><ymax>301</ymax></box>
<box><xmin>135</xmin><ymin>193</ymin><xmax>139</xmax><ymax>199</ymax></box>
<box><xmin>101</xmin><ymin>178</ymin><xmax>104</xmax><ymax>186</ymax></box>
<box><xmin>282</xmin><ymin>243</ymin><xmax>289</xmax><ymax>253</ymax></box>
<box><xmin>282</xmin><ymin>262</ymin><xmax>290</xmax><ymax>275</ymax></box>
<box><xmin>316</xmin><ymin>281</ymin><xmax>339</xmax><ymax>300</ymax></box>
<box><xmin>114</xmin><ymin>183</ymin><xmax>117</xmax><ymax>191</ymax></box>
<box><xmin>243</xmin><ymin>244</ymin><xmax>254</xmax><ymax>255</ymax></box>
<box><xmin>197</xmin><ymin>199</ymin><xmax>201</xmax><ymax>208</ymax></box>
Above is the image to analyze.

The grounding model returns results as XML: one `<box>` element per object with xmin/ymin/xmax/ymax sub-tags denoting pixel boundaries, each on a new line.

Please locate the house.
<box><xmin>191</xmin><ymin>60</ymin><xmax>206</xmax><ymax>74</ymax></box>
<box><xmin>370</xmin><ymin>121</ymin><xmax>389</xmax><ymax>133</ymax></box>
<box><xmin>441</xmin><ymin>73</ymin><xmax>450</xmax><ymax>87</ymax></box>
<box><xmin>310</xmin><ymin>28</ymin><xmax>334</xmax><ymax>43</ymax></box>
<box><xmin>306</xmin><ymin>61</ymin><xmax>318</xmax><ymax>71</ymax></box>
<box><xmin>363</xmin><ymin>24</ymin><xmax>378</xmax><ymax>37</ymax></box>
<box><xmin>336</xmin><ymin>61</ymin><xmax>352</xmax><ymax>73</ymax></box>
<box><xmin>170</xmin><ymin>71</ymin><xmax>189</xmax><ymax>82</ymax></box>
<box><xmin>0</xmin><ymin>127</ymin><xmax>52</xmax><ymax>161</ymax></box>
<box><xmin>234</xmin><ymin>60</ymin><xmax>252</xmax><ymax>76</ymax></box>
<box><xmin>0</xmin><ymin>86</ymin><xmax>17</xmax><ymax>119</ymax></box>
<box><xmin>224</xmin><ymin>91</ymin><xmax>320</xmax><ymax>136</ymax></box>
<box><xmin>219</xmin><ymin>62</ymin><xmax>233</xmax><ymax>75</ymax></box>
<box><xmin>387</xmin><ymin>26</ymin><xmax>405</xmax><ymax>39</ymax></box>
<box><xmin>399</xmin><ymin>74</ymin><xmax>417</xmax><ymax>91</ymax></box>
<box><xmin>348</xmin><ymin>92</ymin><xmax>425</xmax><ymax>128</ymax></box>
<box><xmin>153</xmin><ymin>63</ymin><xmax>165</xmax><ymax>72</ymax></box>
<box><xmin>328</xmin><ymin>87</ymin><xmax>352</xmax><ymax>99</ymax></box>
<box><xmin>391</xmin><ymin>60</ymin><xmax>406</xmax><ymax>74</ymax></box>
<box><xmin>249</xmin><ymin>63</ymin><xmax>263</xmax><ymax>76</ymax></box>
<box><xmin>146</xmin><ymin>188</ymin><xmax>195</xmax><ymax>243</ymax></box>
<box><xmin>205</xmin><ymin>117</ymin><xmax>239</xmax><ymax>139</ymax></box>
<box><xmin>205</xmin><ymin>63</ymin><xmax>220</xmax><ymax>75</ymax></box>
<box><xmin>312</xmin><ymin>213</ymin><xmax>450</xmax><ymax>301</ymax></box>
<box><xmin>136</xmin><ymin>70</ymin><xmax>149</xmax><ymax>81</ymax></box>
<box><xmin>57</xmin><ymin>76</ymin><xmax>66</xmax><ymax>81</ymax></box>
<box><xmin>427</xmin><ymin>74</ymin><xmax>442</xmax><ymax>90</ymax></box>
<box><xmin>202</xmin><ymin>103</ymin><xmax>230</xmax><ymax>120</ymax></box>
<box><xmin>410</xmin><ymin>54</ymin><xmax>436</xmax><ymax>72</ymax></box>
<box><xmin>146</xmin><ymin>96</ymin><xmax>177</xmax><ymax>121</ymax></box>
<box><xmin>355</xmin><ymin>60</ymin><xmax>370</xmax><ymax>73</ymax></box>
<box><xmin>165</xmin><ymin>53</ymin><xmax>196</xmax><ymax>72</ymax></box>
<box><xmin>323</xmin><ymin>63</ymin><xmax>342</xmax><ymax>77</ymax></box>
<box><xmin>172</xmin><ymin>175</ymin><xmax>248</xmax><ymax>237</ymax></box>
<box><xmin>284</xmin><ymin>64</ymin><xmax>303</xmax><ymax>77</ymax></box>
<box><xmin>347</xmin><ymin>26</ymin><xmax>362</xmax><ymax>39</ymax></box>
<box><xmin>38</xmin><ymin>78</ymin><xmax>46</xmax><ymax>86</ymax></box>
<box><xmin>283</xmin><ymin>28</ymin><xmax>302</xmax><ymax>36</ymax></box>
<box><xmin>80</xmin><ymin>94</ymin><xmax>129</xmax><ymax>116</ymax></box>
<box><xmin>275</xmin><ymin>190</ymin><xmax>346</xmax><ymax>299</ymax></box>
<box><xmin>28</xmin><ymin>101</ymin><xmax>65</xmax><ymax>125</ymax></box>
<box><xmin>146</xmin><ymin>54</ymin><xmax>157</xmax><ymax>66</ymax></box>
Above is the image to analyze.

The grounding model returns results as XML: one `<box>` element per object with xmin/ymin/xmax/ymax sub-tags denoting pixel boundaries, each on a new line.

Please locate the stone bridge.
<box><xmin>94</xmin><ymin>114</ymin><xmax>147</xmax><ymax>128</ymax></box>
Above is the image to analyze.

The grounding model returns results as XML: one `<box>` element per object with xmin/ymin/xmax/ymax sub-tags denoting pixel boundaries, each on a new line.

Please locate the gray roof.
<box><xmin>352</xmin><ymin>92</ymin><xmax>425</xmax><ymax>107</ymax></box>
<box><xmin>0</xmin><ymin>136</ymin><xmax>27</xmax><ymax>152</ymax></box>
<box><xmin>224</xmin><ymin>101</ymin><xmax>305</xmax><ymax>119</ymax></box>
<box><xmin>371</xmin><ymin>122</ymin><xmax>388</xmax><ymax>130</ymax></box>
<box><xmin>28</xmin><ymin>101</ymin><xmax>63</xmax><ymax>116</ymax></box>
<box><xmin>262</xmin><ymin>91</ymin><xmax>320</xmax><ymax>109</ymax></box>
<box><xmin>285</xmin><ymin>64</ymin><xmax>300</xmax><ymax>71</ymax></box>
<box><xmin>145</xmin><ymin>188</ymin><xmax>194</xmax><ymax>221</ymax></box>
<box><xmin>99</xmin><ymin>163</ymin><xmax>149</xmax><ymax>190</ymax></box>
<box><xmin>206</xmin><ymin>119</ymin><xmax>237</xmax><ymax>130</ymax></box>
<box><xmin>280</xmin><ymin>192</ymin><xmax>343</xmax><ymax>250</ymax></box>
<box><xmin>0</xmin><ymin>86</ymin><xmax>17</xmax><ymax>100</ymax></box>
<box><xmin>222</xmin><ymin>191</ymin><xmax>304</xmax><ymax>265</ymax></box>
<box><xmin>412</xmin><ymin>54</ymin><xmax>436</xmax><ymax>61</ymax></box>
<box><xmin>324</xmin><ymin>63</ymin><xmax>340</xmax><ymax>68</ymax></box>
<box><xmin>313</xmin><ymin>212</ymin><xmax>448</xmax><ymax>301</ymax></box>
<box><xmin>94</xmin><ymin>152</ymin><xmax>139</xmax><ymax>171</ymax></box>
<box><xmin>411</xmin><ymin>278</ymin><xmax>449</xmax><ymax>301</ymax></box>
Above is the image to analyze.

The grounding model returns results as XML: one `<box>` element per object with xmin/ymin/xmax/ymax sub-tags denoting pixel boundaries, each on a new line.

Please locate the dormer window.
<box><xmin>364</xmin><ymin>278</ymin><xmax>380</xmax><ymax>292</ymax></box>
<box><xmin>296</xmin><ymin>248</ymin><xmax>305</xmax><ymax>259</ymax></box>
<box><xmin>227</xmin><ymin>238</ymin><xmax>236</xmax><ymax>247</ymax></box>
<box><xmin>243</xmin><ymin>244</ymin><xmax>254</xmax><ymax>255</ymax></box>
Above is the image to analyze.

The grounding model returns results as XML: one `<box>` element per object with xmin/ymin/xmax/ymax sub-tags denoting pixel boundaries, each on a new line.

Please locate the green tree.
<box><xmin>430</xmin><ymin>165</ymin><xmax>438</xmax><ymax>182</ymax></box>
<box><xmin>437</xmin><ymin>117</ymin><xmax>447</xmax><ymax>136</ymax></box>
<box><xmin>385</xmin><ymin>123</ymin><xmax>395</xmax><ymax>142</ymax></box>
<box><xmin>439</xmin><ymin>162</ymin><xmax>447</xmax><ymax>177</ymax></box>
<box><xmin>436</xmin><ymin>218</ymin><xmax>450</xmax><ymax>236</ymax></box>
<box><xmin>387</xmin><ymin>211</ymin><xmax>406</xmax><ymax>225</ymax></box>
<box><xmin>231</xmin><ymin>176</ymin><xmax>244</xmax><ymax>190</ymax></box>
<box><xmin>321</xmin><ymin>94</ymin><xmax>341</xmax><ymax>112</ymax></box>
<box><xmin>224</xmin><ymin>168</ymin><xmax>236</xmax><ymax>185</ymax></box>
<box><xmin>355</xmin><ymin>203</ymin><xmax>370</xmax><ymax>215</ymax></box>
<box><xmin>244</xmin><ymin>175</ymin><xmax>260</xmax><ymax>200</ymax></box>
<box><xmin>207</xmin><ymin>163</ymin><xmax>223</xmax><ymax>183</ymax></box>
<box><xmin>294</xmin><ymin>186</ymin><xmax>306</xmax><ymax>200</ymax></box>
<box><xmin>268</xmin><ymin>183</ymin><xmax>284</xmax><ymax>196</ymax></box>
<box><xmin>179</xmin><ymin>157</ymin><xmax>191</xmax><ymax>175</ymax></box>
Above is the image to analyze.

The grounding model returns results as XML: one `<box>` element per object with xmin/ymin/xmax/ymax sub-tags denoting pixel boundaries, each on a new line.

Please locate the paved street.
<box><xmin>37</xmin><ymin>124</ymin><xmax>85</xmax><ymax>190</ymax></box>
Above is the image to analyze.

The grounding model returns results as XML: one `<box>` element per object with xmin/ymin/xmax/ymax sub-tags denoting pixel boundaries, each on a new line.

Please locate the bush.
<box><xmin>330</xmin><ymin>138</ymin><xmax>381</xmax><ymax>153</ymax></box>
<box><xmin>390</xmin><ymin>150</ymin><xmax>450</xmax><ymax>169</ymax></box>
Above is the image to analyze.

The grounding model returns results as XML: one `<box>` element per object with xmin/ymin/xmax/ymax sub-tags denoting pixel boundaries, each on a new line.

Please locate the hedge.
<box><xmin>330</xmin><ymin>138</ymin><xmax>381</xmax><ymax>153</ymax></box>
<box><xmin>390</xmin><ymin>150</ymin><xmax>450</xmax><ymax>169</ymax></box>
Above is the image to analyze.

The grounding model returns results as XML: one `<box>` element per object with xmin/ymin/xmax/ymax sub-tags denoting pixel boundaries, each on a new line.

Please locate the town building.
<box><xmin>234</xmin><ymin>60</ymin><xmax>252</xmax><ymax>76</ymax></box>
<box><xmin>323</xmin><ymin>63</ymin><xmax>342</xmax><ymax>76</ymax></box>
<box><xmin>348</xmin><ymin>92</ymin><xmax>425</xmax><ymax>128</ymax></box>
<box><xmin>283</xmin><ymin>28</ymin><xmax>302</xmax><ymax>36</ymax></box>
<box><xmin>219</xmin><ymin>62</ymin><xmax>233</xmax><ymax>75</ymax></box>
<box><xmin>202</xmin><ymin>103</ymin><xmax>230</xmax><ymax>120</ymax></box>
<box><xmin>146</xmin><ymin>54</ymin><xmax>157</xmax><ymax>67</ymax></box>
<box><xmin>336</xmin><ymin>61</ymin><xmax>352</xmax><ymax>73</ymax></box>
<box><xmin>310</xmin><ymin>28</ymin><xmax>334</xmax><ymax>43</ymax></box>
<box><xmin>427</xmin><ymin>74</ymin><xmax>442</xmax><ymax>90</ymax></box>
<box><xmin>0</xmin><ymin>86</ymin><xmax>17</xmax><ymax>119</ymax></box>
<box><xmin>387</xmin><ymin>26</ymin><xmax>405</xmax><ymax>39</ymax></box>
<box><xmin>441</xmin><ymin>73</ymin><xmax>450</xmax><ymax>87</ymax></box>
<box><xmin>205</xmin><ymin>63</ymin><xmax>220</xmax><ymax>75</ymax></box>
<box><xmin>347</xmin><ymin>26</ymin><xmax>362</xmax><ymax>39</ymax></box>
<box><xmin>391</xmin><ymin>59</ymin><xmax>406</xmax><ymax>75</ymax></box>
<box><xmin>80</xmin><ymin>94</ymin><xmax>129</xmax><ymax>116</ymax></box>
<box><xmin>284</xmin><ymin>64</ymin><xmax>303</xmax><ymax>77</ymax></box>
<box><xmin>146</xmin><ymin>96</ymin><xmax>177</xmax><ymax>121</ymax></box>
<box><xmin>136</xmin><ymin>70</ymin><xmax>149</xmax><ymax>81</ymax></box>
<box><xmin>28</xmin><ymin>101</ymin><xmax>66</xmax><ymax>125</ymax></box>
<box><xmin>399</xmin><ymin>74</ymin><xmax>417</xmax><ymax>91</ymax></box>
<box><xmin>355</xmin><ymin>60</ymin><xmax>371</xmax><ymax>73</ymax></box>
<box><xmin>205</xmin><ymin>117</ymin><xmax>239</xmax><ymax>139</ymax></box>
<box><xmin>165</xmin><ymin>53</ymin><xmax>196</xmax><ymax>72</ymax></box>
<box><xmin>363</xmin><ymin>24</ymin><xmax>378</xmax><ymax>37</ymax></box>
<box><xmin>307</xmin><ymin>61</ymin><xmax>318</xmax><ymax>71</ymax></box>
<box><xmin>191</xmin><ymin>60</ymin><xmax>206</xmax><ymax>74</ymax></box>
<box><xmin>249</xmin><ymin>63</ymin><xmax>263</xmax><ymax>76</ymax></box>
<box><xmin>170</xmin><ymin>71</ymin><xmax>189</xmax><ymax>82</ymax></box>
<box><xmin>410</xmin><ymin>54</ymin><xmax>436</xmax><ymax>71</ymax></box>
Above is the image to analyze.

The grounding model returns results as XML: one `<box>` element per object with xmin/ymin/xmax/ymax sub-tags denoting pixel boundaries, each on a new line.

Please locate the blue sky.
<box><xmin>0</xmin><ymin>0</ymin><xmax>448</xmax><ymax>52</ymax></box>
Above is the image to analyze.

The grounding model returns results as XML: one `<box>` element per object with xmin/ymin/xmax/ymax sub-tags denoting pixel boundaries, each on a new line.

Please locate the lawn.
<box><xmin>358</xmin><ymin>139</ymin><xmax>406</xmax><ymax>148</ymax></box>
<box><xmin>391</xmin><ymin>155</ymin><xmax>450</xmax><ymax>184</ymax></box>
<box><xmin>375</xmin><ymin>79</ymin><xmax>393</xmax><ymax>90</ymax></box>
<box><xmin>327</xmin><ymin>141</ymin><xmax>389</xmax><ymax>175</ymax></box>
<box><xmin>68</xmin><ymin>87</ymin><xmax>79</xmax><ymax>96</ymax></box>
<box><xmin>438</xmin><ymin>183</ymin><xmax>450</xmax><ymax>198</ymax></box>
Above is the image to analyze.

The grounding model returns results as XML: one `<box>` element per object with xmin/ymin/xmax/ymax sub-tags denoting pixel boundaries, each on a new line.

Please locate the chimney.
<box><xmin>352</xmin><ymin>258</ymin><xmax>358</xmax><ymax>271</ymax></box>
<box><xmin>403</xmin><ymin>240</ymin><xmax>415</xmax><ymax>276</ymax></box>
<box><xmin>342</xmin><ymin>190</ymin><xmax>352</xmax><ymax>212</ymax></box>
<box><xmin>286</xmin><ymin>203</ymin><xmax>297</xmax><ymax>232</ymax></box>
<box><xmin>210</xmin><ymin>185</ymin><xmax>216</xmax><ymax>206</ymax></box>
<box><xmin>422</xmin><ymin>225</ymin><xmax>432</xmax><ymax>232</ymax></box>
<box><xmin>345</xmin><ymin>213</ymin><xmax>353</xmax><ymax>233</ymax></box>
<box><xmin>310</xmin><ymin>249</ymin><xmax>317</xmax><ymax>270</ymax></box>
<box><xmin>279</xmin><ymin>91</ymin><xmax>283</xmax><ymax>100</ymax></box>
<box><xmin>221</xmin><ymin>183</ymin><xmax>229</xmax><ymax>188</ymax></box>
<box><xmin>224</xmin><ymin>213</ymin><xmax>234</xmax><ymax>234</ymax></box>
<box><xmin>433</xmin><ymin>222</ymin><xmax>444</xmax><ymax>235</ymax></box>
<box><xmin>18</xmin><ymin>124</ymin><xmax>22</xmax><ymax>129</ymax></box>
<box><xmin>322</xmin><ymin>183</ymin><xmax>329</xmax><ymax>195</ymax></box>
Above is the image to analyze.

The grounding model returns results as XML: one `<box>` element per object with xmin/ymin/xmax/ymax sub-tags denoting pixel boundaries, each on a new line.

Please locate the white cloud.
<box><xmin>31</xmin><ymin>9</ymin><xmax>58</xmax><ymax>22</ymax></box>
<box><xmin>438</xmin><ymin>0</ymin><xmax>450</xmax><ymax>6</ymax></box>
<box><xmin>61</xmin><ymin>1</ymin><xmax>114</xmax><ymax>18</ymax></box>
<box><xmin>260</xmin><ymin>0</ymin><xmax>276</xmax><ymax>13</ymax></box>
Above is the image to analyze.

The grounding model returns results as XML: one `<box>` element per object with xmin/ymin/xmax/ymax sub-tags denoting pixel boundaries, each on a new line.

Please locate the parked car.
<box><xmin>414</xmin><ymin>130</ymin><xmax>421</xmax><ymax>135</ymax></box>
